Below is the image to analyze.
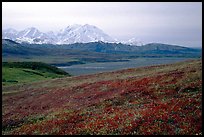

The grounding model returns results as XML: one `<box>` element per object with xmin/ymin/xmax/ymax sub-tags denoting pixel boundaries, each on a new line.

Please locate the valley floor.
<box><xmin>2</xmin><ymin>59</ymin><xmax>202</xmax><ymax>135</ymax></box>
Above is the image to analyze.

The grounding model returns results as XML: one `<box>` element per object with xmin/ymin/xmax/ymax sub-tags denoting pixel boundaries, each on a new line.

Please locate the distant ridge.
<box><xmin>2</xmin><ymin>39</ymin><xmax>201</xmax><ymax>58</ymax></box>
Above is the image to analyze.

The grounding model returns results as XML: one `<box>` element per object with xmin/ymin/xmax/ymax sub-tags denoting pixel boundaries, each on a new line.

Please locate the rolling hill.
<box><xmin>2</xmin><ymin>59</ymin><xmax>202</xmax><ymax>135</ymax></box>
<box><xmin>2</xmin><ymin>39</ymin><xmax>129</xmax><ymax>65</ymax></box>
<box><xmin>2</xmin><ymin>39</ymin><xmax>201</xmax><ymax>66</ymax></box>
<box><xmin>2</xmin><ymin>62</ymin><xmax>70</xmax><ymax>86</ymax></box>
<box><xmin>62</xmin><ymin>41</ymin><xmax>201</xmax><ymax>56</ymax></box>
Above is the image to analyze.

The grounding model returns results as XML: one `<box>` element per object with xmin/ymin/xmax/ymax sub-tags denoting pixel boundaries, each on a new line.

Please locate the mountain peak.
<box><xmin>121</xmin><ymin>38</ymin><xmax>143</xmax><ymax>46</ymax></box>
<box><xmin>24</xmin><ymin>27</ymin><xmax>39</xmax><ymax>31</ymax></box>
<box><xmin>83</xmin><ymin>24</ymin><xmax>95</xmax><ymax>28</ymax></box>
<box><xmin>56</xmin><ymin>24</ymin><xmax>116</xmax><ymax>44</ymax></box>
<box><xmin>67</xmin><ymin>24</ymin><xmax>82</xmax><ymax>29</ymax></box>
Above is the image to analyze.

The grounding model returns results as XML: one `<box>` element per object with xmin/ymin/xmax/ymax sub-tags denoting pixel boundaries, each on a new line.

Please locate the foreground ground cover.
<box><xmin>2</xmin><ymin>59</ymin><xmax>202</xmax><ymax>135</ymax></box>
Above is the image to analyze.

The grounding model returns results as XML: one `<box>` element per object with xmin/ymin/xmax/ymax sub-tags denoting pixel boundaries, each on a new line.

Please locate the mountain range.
<box><xmin>2</xmin><ymin>24</ymin><xmax>146</xmax><ymax>46</ymax></box>
<box><xmin>2</xmin><ymin>24</ymin><xmax>121</xmax><ymax>45</ymax></box>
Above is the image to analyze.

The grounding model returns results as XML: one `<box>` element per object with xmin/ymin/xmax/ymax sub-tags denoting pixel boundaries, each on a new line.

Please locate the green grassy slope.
<box><xmin>2</xmin><ymin>62</ymin><xmax>70</xmax><ymax>86</ymax></box>
<box><xmin>2</xmin><ymin>59</ymin><xmax>202</xmax><ymax>135</ymax></box>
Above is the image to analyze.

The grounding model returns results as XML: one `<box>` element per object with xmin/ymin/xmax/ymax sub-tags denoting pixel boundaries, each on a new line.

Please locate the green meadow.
<box><xmin>2</xmin><ymin>62</ymin><xmax>70</xmax><ymax>86</ymax></box>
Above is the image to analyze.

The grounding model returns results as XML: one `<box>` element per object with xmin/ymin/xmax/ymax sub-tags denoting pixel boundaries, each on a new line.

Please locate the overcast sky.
<box><xmin>2</xmin><ymin>2</ymin><xmax>202</xmax><ymax>47</ymax></box>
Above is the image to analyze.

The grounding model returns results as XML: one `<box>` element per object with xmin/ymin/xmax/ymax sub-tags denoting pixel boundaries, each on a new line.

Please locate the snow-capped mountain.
<box><xmin>16</xmin><ymin>27</ymin><xmax>53</xmax><ymax>44</ymax></box>
<box><xmin>57</xmin><ymin>24</ymin><xmax>116</xmax><ymax>44</ymax></box>
<box><xmin>121</xmin><ymin>38</ymin><xmax>143</xmax><ymax>46</ymax></box>
<box><xmin>2</xmin><ymin>24</ymin><xmax>117</xmax><ymax>44</ymax></box>
<box><xmin>2</xmin><ymin>27</ymin><xmax>53</xmax><ymax>44</ymax></box>
<box><xmin>17</xmin><ymin>27</ymin><xmax>42</xmax><ymax>38</ymax></box>
<box><xmin>2</xmin><ymin>28</ymin><xmax>18</xmax><ymax>40</ymax></box>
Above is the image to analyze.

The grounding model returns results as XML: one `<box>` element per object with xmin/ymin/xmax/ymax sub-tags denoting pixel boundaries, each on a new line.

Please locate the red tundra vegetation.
<box><xmin>2</xmin><ymin>59</ymin><xmax>202</xmax><ymax>135</ymax></box>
